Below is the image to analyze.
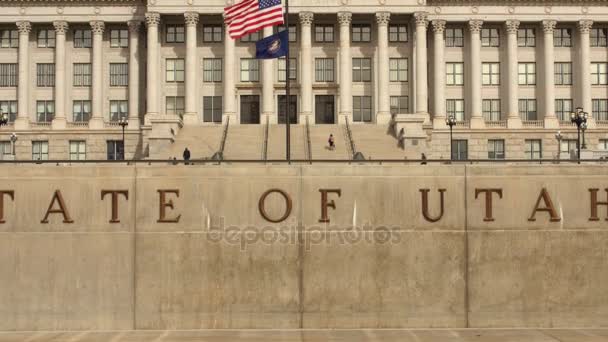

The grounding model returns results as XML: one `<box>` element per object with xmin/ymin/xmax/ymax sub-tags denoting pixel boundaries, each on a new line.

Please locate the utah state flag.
<box><xmin>256</xmin><ymin>30</ymin><xmax>289</xmax><ymax>59</ymax></box>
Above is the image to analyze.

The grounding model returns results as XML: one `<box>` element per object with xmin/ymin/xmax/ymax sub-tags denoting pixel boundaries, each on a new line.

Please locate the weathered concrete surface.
<box><xmin>0</xmin><ymin>164</ymin><xmax>607</xmax><ymax>331</ymax></box>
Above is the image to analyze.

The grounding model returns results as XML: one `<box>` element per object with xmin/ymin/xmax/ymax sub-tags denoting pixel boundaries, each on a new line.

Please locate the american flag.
<box><xmin>224</xmin><ymin>0</ymin><xmax>284</xmax><ymax>39</ymax></box>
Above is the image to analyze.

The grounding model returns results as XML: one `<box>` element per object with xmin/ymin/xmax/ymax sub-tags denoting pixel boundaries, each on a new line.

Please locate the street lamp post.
<box><xmin>555</xmin><ymin>130</ymin><xmax>562</xmax><ymax>162</ymax></box>
<box><xmin>445</xmin><ymin>115</ymin><xmax>457</xmax><ymax>161</ymax></box>
<box><xmin>9</xmin><ymin>133</ymin><xmax>17</xmax><ymax>158</ymax></box>
<box><xmin>118</xmin><ymin>117</ymin><xmax>128</xmax><ymax>160</ymax></box>
<box><xmin>581</xmin><ymin>121</ymin><xmax>587</xmax><ymax>150</ymax></box>
<box><xmin>570</xmin><ymin>107</ymin><xmax>588</xmax><ymax>164</ymax></box>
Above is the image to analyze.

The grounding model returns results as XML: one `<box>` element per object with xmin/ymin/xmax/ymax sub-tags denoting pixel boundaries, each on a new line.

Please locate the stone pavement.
<box><xmin>1</xmin><ymin>329</ymin><xmax>608</xmax><ymax>342</ymax></box>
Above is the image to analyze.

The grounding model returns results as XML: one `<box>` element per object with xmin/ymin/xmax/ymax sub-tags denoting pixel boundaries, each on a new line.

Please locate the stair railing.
<box><xmin>344</xmin><ymin>117</ymin><xmax>357</xmax><ymax>159</ymax></box>
<box><xmin>305</xmin><ymin>116</ymin><xmax>312</xmax><ymax>162</ymax></box>
<box><xmin>212</xmin><ymin>116</ymin><xmax>229</xmax><ymax>160</ymax></box>
<box><xmin>262</xmin><ymin>115</ymin><xmax>269</xmax><ymax>161</ymax></box>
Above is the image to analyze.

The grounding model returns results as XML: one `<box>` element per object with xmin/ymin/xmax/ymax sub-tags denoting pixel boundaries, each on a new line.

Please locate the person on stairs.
<box><xmin>183</xmin><ymin>147</ymin><xmax>191</xmax><ymax>164</ymax></box>
<box><xmin>328</xmin><ymin>134</ymin><xmax>335</xmax><ymax>151</ymax></box>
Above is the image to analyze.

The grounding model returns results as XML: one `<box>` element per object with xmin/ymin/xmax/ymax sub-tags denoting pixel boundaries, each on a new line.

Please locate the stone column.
<box><xmin>432</xmin><ymin>20</ymin><xmax>446</xmax><ymax>129</ymax></box>
<box><xmin>376</xmin><ymin>12</ymin><xmax>391</xmax><ymax>124</ymax></box>
<box><xmin>127</xmin><ymin>20</ymin><xmax>141</xmax><ymax>129</ymax></box>
<box><xmin>469</xmin><ymin>20</ymin><xmax>484</xmax><ymax>128</ymax></box>
<box><xmin>145</xmin><ymin>12</ymin><xmax>161</xmax><ymax>119</ymax></box>
<box><xmin>15</xmin><ymin>21</ymin><xmax>31</xmax><ymax>130</ymax></box>
<box><xmin>414</xmin><ymin>12</ymin><xmax>428</xmax><ymax>117</ymax></box>
<box><xmin>505</xmin><ymin>20</ymin><xmax>521</xmax><ymax>128</ymax></box>
<box><xmin>183</xmin><ymin>12</ymin><xmax>199</xmax><ymax>125</ymax></box>
<box><xmin>299</xmin><ymin>12</ymin><xmax>314</xmax><ymax>123</ymax></box>
<box><xmin>543</xmin><ymin>20</ymin><xmax>558</xmax><ymax>128</ymax></box>
<box><xmin>52</xmin><ymin>21</ymin><xmax>68</xmax><ymax>129</ymax></box>
<box><xmin>578</xmin><ymin>20</ymin><xmax>594</xmax><ymax>126</ymax></box>
<box><xmin>338</xmin><ymin>11</ymin><xmax>352</xmax><ymax>123</ymax></box>
<box><xmin>89</xmin><ymin>20</ymin><xmax>105</xmax><ymax>129</ymax></box>
<box><xmin>262</xmin><ymin>26</ymin><xmax>275</xmax><ymax>124</ymax></box>
<box><xmin>223</xmin><ymin>24</ymin><xmax>236</xmax><ymax>123</ymax></box>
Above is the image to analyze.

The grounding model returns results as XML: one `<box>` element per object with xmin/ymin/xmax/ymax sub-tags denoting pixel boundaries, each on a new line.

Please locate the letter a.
<box><xmin>528</xmin><ymin>188</ymin><xmax>561</xmax><ymax>222</ymax></box>
<box><xmin>41</xmin><ymin>190</ymin><xmax>74</xmax><ymax>223</ymax></box>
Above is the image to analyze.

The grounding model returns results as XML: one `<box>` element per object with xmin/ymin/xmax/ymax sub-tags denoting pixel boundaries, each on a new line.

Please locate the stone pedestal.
<box><xmin>148</xmin><ymin>114</ymin><xmax>183</xmax><ymax>158</ymax></box>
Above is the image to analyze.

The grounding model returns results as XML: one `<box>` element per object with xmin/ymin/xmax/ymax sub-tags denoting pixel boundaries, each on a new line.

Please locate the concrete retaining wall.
<box><xmin>0</xmin><ymin>164</ymin><xmax>606</xmax><ymax>330</ymax></box>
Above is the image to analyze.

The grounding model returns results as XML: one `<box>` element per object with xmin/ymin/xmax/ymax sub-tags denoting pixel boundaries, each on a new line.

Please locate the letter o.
<box><xmin>258</xmin><ymin>189</ymin><xmax>292</xmax><ymax>223</ymax></box>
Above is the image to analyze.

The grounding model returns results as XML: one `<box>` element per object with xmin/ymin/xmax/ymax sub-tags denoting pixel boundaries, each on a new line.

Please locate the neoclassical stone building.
<box><xmin>1</xmin><ymin>0</ymin><xmax>608</xmax><ymax>160</ymax></box>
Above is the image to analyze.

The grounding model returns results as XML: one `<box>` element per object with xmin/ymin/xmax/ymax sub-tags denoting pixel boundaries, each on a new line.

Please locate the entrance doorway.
<box><xmin>240</xmin><ymin>95</ymin><xmax>260</xmax><ymax>124</ymax></box>
<box><xmin>278</xmin><ymin>95</ymin><xmax>298</xmax><ymax>124</ymax></box>
<box><xmin>315</xmin><ymin>95</ymin><xmax>335</xmax><ymax>124</ymax></box>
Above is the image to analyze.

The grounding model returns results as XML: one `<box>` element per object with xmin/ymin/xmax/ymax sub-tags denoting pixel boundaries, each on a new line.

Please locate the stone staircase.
<box><xmin>223</xmin><ymin>125</ymin><xmax>264</xmax><ymax>160</ymax></box>
<box><xmin>266</xmin><ymin>125</ymin><xmax>308</xmax><ymax>161</ymax></box>
<box><xmin>156</xmin><ymin>125</ymin><xmax>223</xmax><ymax>160</ymax></box>
<box><xmin>308</xmin><ymin>125</ymin><xmax>350</xmax><ymax>160</ymax></box>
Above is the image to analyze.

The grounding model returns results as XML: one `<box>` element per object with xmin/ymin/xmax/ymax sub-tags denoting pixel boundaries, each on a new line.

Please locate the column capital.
<box><xmin>431</xmin><ymin>20</ymin><xmax>446</xmax><ymax>34</ymax></box>
<box><xmin>414</xmin><ymin>12</ymin><xmax>428</xmax><ymax>27</ymax></box>
<box><xmin>184</xmin><ymin>12</ymin><xmax>199</xmax><ymax>26</ymax></box>
<box><xmin>90</xmin><ymin>20</ymin><xmax>105</xmax><ymax>34</ymax></box>
<box><xmin>578</xmin><ymin>20</ymin><xmax>593</xmax><ymax>34</ymax></box>
<box><xmin>145</xmin><ymin>12</ymin><xmax>161</xmax><ymax>27</ymax></box>
<box><xmin>375</xmin><ymin>12</ymin><xmax>390</xmax><ymax>26</ymax></box>
<box><xmin>505</xmin><ymin>20</ymin><xmax>520</xmax><ymax>34</ymax></box>
<box><xmin>542</xmin><ymin>20</ymin><xmax>557</xmax><ymax>34</ymax></box>
<box><xmin>299</xmin><ymin>11</ymin><xmax>314</xmax><ymax>26</ymax></box>
<box><xmin>16</xmin><ymin>21</ymin><xmax>31</xmax><ymax>34</ymax></box>
<box><xmin>468</xmin><ymin>19</ymin><xmax>483</xmax><ymax>33</ymax></box>
<box><xmin>128</xmin><ymin>20</ymin><xmax>142</xmax><ymax>33</ymax></box>
<box><xmin>53</xmin><ymin>21</ymin><xmax>68</xmax><ymax>35</ymax></box>
<box><xmin>337</xmin><ymin>12</ymin><xmax>352</xmax><ymax>26</ymax></box>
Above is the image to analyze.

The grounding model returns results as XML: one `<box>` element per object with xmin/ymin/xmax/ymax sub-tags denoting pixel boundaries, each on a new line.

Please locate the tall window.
<box><xmin>72</xmin><ymin>100</ymin><xmax>91</xmax><ymax>122</ymax></box>
<box><xmin>73</xmin><ymin>63</ymin><xmax>91</xmax><ymax>87</ymax></box>
<box><xmin>315</xmin><ymin>58</ymin><xmax>334</xmax><ymax>82</ymax></box>
<box><xmin>32</xmin><ymin>141</ymin><xmax>49</xmax><ymax>160</ymax></box>
<box><xmin>110</xmin><ymin>29</ymin><xmax>128</xmax><ymax>47</ymax></box>
<box><xmin>0</xmin><ymin>63</ymin><xmax>17</xmax><ymax>87</ymax></box>
<box><xmin>276</xmin><ymin>25</ymin><xmax>297</xmax><ymax>42</ymax></box>
<box><xmin>352</xmin><ymin>96</ymin><xmax>372</xmax><ymax>122</ymax></box>
<box><xmin>525</xmin><ymin>139</ymin><xmax>542</xmax><ymax>159</ymax></box>
<box><xmin>599</xmin><ymin>139</ymin><xmax>608</xmax><ymax>150</ymax></box>
<box><xmin>240</xmin><ymin>58</ymin><xmax>259</xmax><ymax>82</ymax></box>
<box><xmin>36</xmin><ymin>100</ymin><xmax>54</xmax><ymax>122</ymax></box>
<box><xmin>352</xmin><ymin>24</ymin><xmax>371</xmax><ymax>42</ymax></box>
<box><xmin>390</xmin><ymin>96</ymin><xmax>409</xmax><ymax>115</ymax></box>
<box><xmin>0</xmin><ymin>141</ymin><xmax>11</xmax><ymax>160</ymax></box>
<box><xmin>482</xmin><ymin>99</ymin><xmax>501</xmax><ymax>121</ymax></box>
<box><xmin>0</xmin><ymin>29</ymin><xmax>18</xmax><ymax>48</ymax></box>
<box><xmin>481</xmin><ymin>28</ymin><xmax>499</xmax><ymax>47</ymax></box>
<box><xmin>518</xmin><ymin>62</ymin><xmax>536</xmax><ymax>85</ymax></box>
<box><xmin>446</xmin><ymin>62</ymin><xmax>464</xmax><ymax>85</ymax></box>
<box><xmin>203</xmin><ymin>58</ymin><xmax>222</xmax><ymax>82</ymax></box>
<box><xmin>446</xmin><ymin>99</ymin><xmax>465</xmax><ymax>121</ymax></box>
<box><xmin>555</xmin><ymin>99</ymin><xmax>573</xmax><ymax>121</ymax></box>
<box><xmin>482</xmin><ymin>62</ymin><xmax>500</xmax><ymax>85</ymax></box>
<box><xmin>240</xmin><ymin>31</ymin><xmax>260</xmax><ymax>42</ymax></box>
<box><xmin>315</xmin><ymin>24</ymin><xmax>334</xmax><ymax>42</ymax></box>
<box><xmin>109</xmin><ymin>100</ymin><xmax>127</xmax><ymax>121</ymax></box>
<box><xmin>203</xmin><ymin>96</ymin><xmax>222</xmax><ymax>123</ymax></box>
<box><xmin>560</xmin><ymin>139</ymin><xmax>578</xmax><ymax>154</ymax></box>
<box><xmin>554</xmin><ymin>62</ymin><xmax>572</xmax><ymax>85</ymax></box>
<box><xmin>166</xmin><ymin>59</ymin><xmax>185</xmax><ymax>83</ymax></box>
<box><xmin>0</xmin><ymin>101</ymin><xmax>17</xmax><ymax>122</ymax></box>
<box><xmin>203</xmin><ymin>25</ymin><xmax>223</xmax><ymax>42</ymax></box>
<box><xmin>389</xmin><ymin>25</ymin><xmax>407</xmax><ymax>42</ymax></box>
<box><xmin>592</xmin><ymin>99</ymin><xmax>608</xmax><ymax>121</ymax></box>
<box><xmin>517</xmin><ymin>28</ymin><xmax>536</xmax><ymax>47</ymax></box>
<box><xmin>352</xmin><ymin>58</ymin><xmax>371</xmax><ymax>82</ymax></box>
<box><xmin>519</xmin><ymin>99</ymin><xmax>537</xmax><ymax>121</ymax></box>
<box><xmin>590</xmin><ymin>28</ymin><xmax>608</xmax><ymax>47</ymax></box>
<box><xmin>554</xmin><ymin>28</ymin><xmax>572</xmax><ymax>47</ymax></box>
<box><xmin>445</xmin><ymin>28</ymin><xmax>464</xmax><ymax>47</ymax></box>
<box><xmin>165</xmin><ymin>24</ymin><xmax>185</xmax><ymax>43</ymax></box>
<box><xmin>107</xmin><ymin>140</ymin><xmax>124</xmax><ymax>160</ymax></box>
<box><xmin>452</xmin><ymin>140</ymin><xmax>468</xmax><ymax>160</ymax></box>
<box><xmin>110</xmin><ymin>63</ymin><xmax>128</xmax><ymax>86</ymax></box>
<box><xmin>37</xmin><ymin>63</ymin><xmax>55</xmax><ymax>87</ymax></box>
<box><xmin>166</xmin><ymin>96</ymin><xmax>185</xmax><ymax>115</ymax></box>
<box><xmin>69</xmin><ymin>141</ymin><xmax>86</xmax><ymax>160</ymax></box>
<box><xmin>278</xmin><ymin>58</ymin><xmax>297</xmax><ymax>82</ymax></box>
<box><xmin>37</xmin><ymin>29</ymin><xmax>55</xmax><ymax>47</ymax></box>
<box><xmin>389</xmin><ymin>58</ymin><xmax>408</xmax><ymax>82</ymax></box>
<box><xmin>488</xmin><ymin>139</ymin><xmax>505</xmax><ymax>160</ymax></box>
<box><xmin>591</xmin><ymin>63</ymin><xmax>608</xmax><ymax>85</ymax></box>
<box><xmin>73</xmin><ymin>29</ymin><xmax>92</xmax><ymax>48</ymax></box>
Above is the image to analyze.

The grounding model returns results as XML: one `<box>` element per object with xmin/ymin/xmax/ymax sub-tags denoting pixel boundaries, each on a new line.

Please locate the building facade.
<box><xmin>1</xmin><ymin>0</ymin><xmax>608</xmax><ymax>160</ymax></box>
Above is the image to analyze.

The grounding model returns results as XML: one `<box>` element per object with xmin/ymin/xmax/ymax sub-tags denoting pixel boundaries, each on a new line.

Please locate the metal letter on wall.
<box><xmin>0</xmin><ymin>190</ymin><xmax>14</xmax><ymax>224</ymax></box>
<box><xmin>318</xmin><ymin>189</ymin><xmax>341</xmax><ymax>223</ymax></box>
<box><xmin>420</xmin><ymin>189</ymin><xmax>446</xmax><ymax>223</ymax></box>
<box><xmin>259</xmin><ymin>189</ymin><xmax>292</xmax><ymax>223</ymax></box>
<box><xmin>157</xmin><ymin>189</ymin><xmax>181</xmax><ymax>223</ymax></box>
<box><xmin>475</xmin><ymin>188</ymin><xmax>503</xmax><ymax>222</ymax></box>
<box><xmin>528</xmin><ymin>188</ymin><xmax>561</xmax><ymax>222</ymax></box>
<box><xmin>41</xmin><ymin>190</ymin><xmax>74</xmax><ymax>224</ymax></box>
<box><xmin>101</xmin><ymin>190</ymin><xmax>129</xmax><ymax>223</ymax></box>
<box><xmin>589</xmin><ymin>188</ymin><xmax>608</xmax><ymax>221</ymax></box>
